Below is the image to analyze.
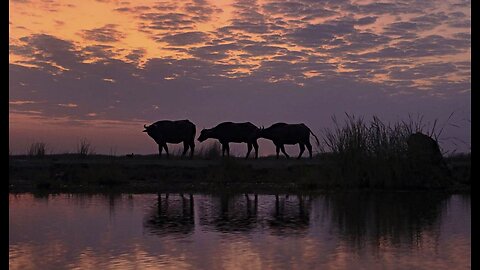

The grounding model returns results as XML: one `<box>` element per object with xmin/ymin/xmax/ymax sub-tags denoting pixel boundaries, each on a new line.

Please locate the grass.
<box><xmin>320</xmin><ymin>114</ymin><xmax>460</xmax><ymax>189</ymax></box>
<box><xmin>197</xmin><ymin>142</ymin><xmax>221</xmax><ymax>159</ymax></box>
<box><xmin>9</xmin><ymin>115</ymin><xmax>470</xmax><ymax>193</ymax></box>
<box><xmin>8</xmin><ymin>153</ymin><xmax>469</xmax><ymax>194</ymax></box>
<box><xmin>27</xmin><ymin>142</ymin><xmax>47</xmax><ymax>158</ymax></box>
<box><xmin>76</xmin><ymin>138</ymin><xmax>95</xmax><ymax>156</ymax></box>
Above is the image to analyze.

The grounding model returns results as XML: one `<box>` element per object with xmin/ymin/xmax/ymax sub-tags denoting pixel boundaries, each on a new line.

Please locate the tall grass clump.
<box><xmin>322</xmin><ymin>114</ymin><xmax>448</xmax><ymax>188</ymax></box>
<box><xmin>27</xmin><ymin>142</ymin><xmax>47</xmax><ymax>158</ymax></box>
<box><xmin>198</xmin><ymin>142</ymin><xmax>221</xmax><ymax>159</ymax></box>
<box><xmin>76</xmin><ymin>138</ymin><xmax>95</xmax><ymax>156</ymax></box>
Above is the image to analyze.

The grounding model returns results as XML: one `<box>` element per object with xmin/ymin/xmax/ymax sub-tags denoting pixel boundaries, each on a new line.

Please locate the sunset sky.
<box><xmin>9</xmin><ymin>0</ymin><xmax>471</xmax><ymax>155</ymax></box>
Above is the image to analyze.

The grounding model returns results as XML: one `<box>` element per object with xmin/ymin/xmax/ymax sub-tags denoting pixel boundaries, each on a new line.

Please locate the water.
<box><xmin>9</xmin><ymin>192</ymin><xmax>470</xmax><ymax>270</ymax></box>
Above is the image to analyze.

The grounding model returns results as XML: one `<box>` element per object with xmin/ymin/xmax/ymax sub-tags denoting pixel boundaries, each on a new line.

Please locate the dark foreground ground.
<box><xmin>9</xmin><ymin>154</ymin><xmax>470</xmax><ymax>194</ymax></box>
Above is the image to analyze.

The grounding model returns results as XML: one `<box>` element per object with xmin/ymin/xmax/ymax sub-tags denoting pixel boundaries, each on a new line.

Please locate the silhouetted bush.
<box><xmin>198</xmin><ymin>142</ymin><xmax>221</xmax><ymax>159</ymax></box>
<box><xmin>27</xmin><ymin>142</ymin><xmax>47</xmax><ymax>158</ymax></box>
<box><xmin>321</xmin><ymin>114</ymin><xmax>452</xmax><ymax>188</ymax></box>
<box><xmin>76</xmin><ymin>138</ymin><xmax>95</xmax><ymax>156</ymax></box>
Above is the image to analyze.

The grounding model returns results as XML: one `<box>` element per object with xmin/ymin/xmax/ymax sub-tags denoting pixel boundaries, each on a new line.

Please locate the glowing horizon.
<box><xmin>9</xmin><ymin>0</ymin><xmax>471</xmax><ymax>155</ymax></box>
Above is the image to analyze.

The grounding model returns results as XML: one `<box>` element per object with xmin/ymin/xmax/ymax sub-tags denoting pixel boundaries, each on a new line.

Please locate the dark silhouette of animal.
<box><xmin>407</xmin><ymin>132</ymin><xmax>444</xmax><ymax>164</ymax></box>
<box><xmin>143</xmin><ymin>120</ymin><xmax>196</xmax><ymax>158</ymax></box>
<box><xmin>406</xmin><ymin>132</ymin><xmax>453</xmax><ymax>185</ymax></box>
<box><xmin>197</xmin><ymin>122</ymin><xmax>260</xmax><ymax>158</ymax></box>
<box><xmin>126</xmin><ymin>153</ymin><xmax>134</xmax><ymax>158</ymax></box>
<box><xmin>257</xmin><ymin>123</ymin><xmax>320</xmax><ymax>159</ymax></box>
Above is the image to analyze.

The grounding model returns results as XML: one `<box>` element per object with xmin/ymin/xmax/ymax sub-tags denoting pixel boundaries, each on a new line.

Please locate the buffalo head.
<box><xmin>251</xmin><ymin>126</ymin><xmax>265</xmax><ymax>139</ymax></box>
<box><xmin>197</xmin><ymin>129</ymin><xmax>210</xmax><ymax>142</ymax></box>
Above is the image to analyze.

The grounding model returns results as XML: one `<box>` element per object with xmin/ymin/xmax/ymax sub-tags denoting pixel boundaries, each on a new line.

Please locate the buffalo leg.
<box><xmin>280</xmin><ymin>145</ymin><xmax>290</xmax><ymax>159</ymax></box>
<box><xmin>221</xmin><ymin>143</ymin><xmax>226</xmax><ymax>157</ymax></box>
<box><xmin>158</xmin><ymin>144</ymin><xmax>163</xmax><ymax>158</ymax></box>
<box><xmin>189</xmin><ymin>141</ymin><xmax>195</xmax><ymax>159</ymax></box>
<box><xmin>298</xmin><ymin>143</ymin><xmax>305</xmax><ymax>159</ymax></box>
<box><xmin>306</xmin><ymin>141</ymin><xmax>313</xmax><ymax>158</ymax></box>
<box><xmin>163</xmin><ymin>143</ymin><xmax>169</xmax><ymax>159</ymax></box>
<box><xmin>276</xmin><ymin>145</ymin><xmax>280</xmax><ymax>159</ymax></box>
<box><xmin>253</xmin><ymin>141</ymin><xmax>259</xmax><ymax>159</ymax></box>
<box><xmin>246</xmin><ymin>143</ymin><xmax>252</xmax><ymax>159</ymax></box>
<box><xmin>225</xmin><ymin>143</ymin><xmax>230</xmax><ymax>157</ymax></box>
<box><xmin>181</xmin><ymin>142</ymin><xmax>189</xmax><ymax>157</ymax></box>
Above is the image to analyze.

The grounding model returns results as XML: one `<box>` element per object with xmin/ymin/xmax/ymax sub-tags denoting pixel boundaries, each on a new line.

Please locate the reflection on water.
<box><xmin>144</xmin><ymin>193</ymin><xmax>195</xmax><ymax>236</ymax></box>
<box><xmin>324</xmin><ymin>192</ymin><xmax>450</xmax><ymax>250</ymax></box>
<box><xmin>9</xmin><ymin>192</ymin><xmax>470</xmax><ymax>269</ymax></box>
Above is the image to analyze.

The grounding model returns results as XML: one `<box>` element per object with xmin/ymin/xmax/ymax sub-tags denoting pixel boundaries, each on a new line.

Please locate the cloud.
<box><xmin>79</xmin><ymin>24</ymin><xmax>126</xmax><ymax>43</ymax></box>
<box><xmin>220</xmin><ymin>0</ymin><xmax>270</xmax><ymax>34</ymax></box>
<box><xmin>388</xmin><ymin>62</ymin><xmax>458</xmax><ymax>80</ymax></box>
<box><xmin>355</xmin><ymin>16</ymin><xmax>378</xmax><ymax>25</ymax></box>
<box><xmin>139</xmin><ymin>12</ymin><xmax>195</xmax><ymax>31</ymax></box>
<box><xmin>242</xmin><ymin>44</ymin><xmax>287</xmax><ymax>56</ymax></box>
<box><xmin>114</xmin><ymin>5</ymin><xmax>151</xmax><ymax>13</ymax></box>
<box><xmin>8</xmin><ymin>0</ymin><xmax>471</xmax><ymax>153</ymax></box>
<box><xmin>327</xmin><ymin>31</ymin><xmax>391</xmax><ymax>53</ymax></box>
<box><xmin>287</xmin><ymin>19</ymin><xmax>356</xmax><ymax>47</ymax></box>
<box><xmin>448</xmin><ymin>20</ymin><xmax>470</xmax><ymax>28</ymax></box>
<box><xmin>83</xmin><ymin>45</ymin><xmax>119</xmax><ymax>60</ymax></box>
<box><xmin>159</xmin><ymin>31</ymin><xmax>209</xmax><ymax>46</ymax></box>
<box><xmin>125</xmin><ymin>48</ymin><xmax>146</xmax><ymax>62</ymax></box>
<box><xmin>451</xmin><ymin>0</ymin><xmax>470</xmax><ymax>8</ymax></box>
<box><xmin>262</xmin><ymin>1</ymin><xmax>337</xmax><ymax>20</ymax></box>
<box><xmin>58</xmin><ymin>103</ymin><xmax>79</xmax><ymax>108</ymax></box>
<box><xmin>189</xmin><ymin>43</ymin><xmax>240</xmax><ymax>60</ymax></box>
<box><xmin>383</xmin><ymin>13</ymin><xmax>451</xmax><ymax>37</ymax></box>
<box><xmin>347</xmin><ymin>1</ymin><xmax>434</xmax><ymax>15</ymax></box>
<box><xmin>356</xmin><ymin>35</ymin><xmax>470</xmax><ymax>59</ymax></box>
<box><xmin>14</xmin><ymin>34</ymin><xmax>84</xmax><ymax>70</ymax></box>
<box><xmin>183</xmin><ymin>0</ymin><xmax>221</xmax><ymax>22</ymax></box>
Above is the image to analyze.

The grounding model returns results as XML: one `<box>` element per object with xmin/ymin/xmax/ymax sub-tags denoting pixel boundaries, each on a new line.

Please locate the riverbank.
<box><xmin>9</xmin><ymin>154</ymin><xmax>470</xmax><ymax>194</ymax></box>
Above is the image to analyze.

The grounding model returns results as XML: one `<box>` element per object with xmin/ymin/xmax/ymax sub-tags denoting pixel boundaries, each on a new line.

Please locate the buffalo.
<box><xmin>197</xmin><ymin>122</ymin><xmax>260</xmax><ymax>158</ymax></box>
<box><xmin>257</xmin><ymin>123</ymin><xmax>320</xmax><ymax>159</ymax></box>
<box><xmin>143</xmin><ymin>120</ymin><xmax>196</xmax><ymax>158</ymax></box>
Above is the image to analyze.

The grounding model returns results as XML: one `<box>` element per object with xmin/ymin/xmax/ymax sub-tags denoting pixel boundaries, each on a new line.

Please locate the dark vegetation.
<box><xmin>9</xmin><ymin>115</ymin><xmax>470</xmax><ymax>193</ymax></box>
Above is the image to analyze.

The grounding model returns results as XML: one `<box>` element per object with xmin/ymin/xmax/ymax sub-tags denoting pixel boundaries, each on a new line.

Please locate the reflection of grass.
<box><xmin>325</xmin><ymin>191</ymin><xmax>450</xmax><ymax>250</ymax></box>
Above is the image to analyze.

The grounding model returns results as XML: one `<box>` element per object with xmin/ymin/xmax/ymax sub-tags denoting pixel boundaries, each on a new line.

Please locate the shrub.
<box><xmin>28</xmin><ymin>142</ymin><xmax>47</xmax><ymax>158</ymax></box>
<box><xmin>321</xmin><ymin>114</ymin><xmax>449</xmax><ymax>188</ymax></box>
<box><xmin>198</xmin><ymin>142</ymin><xmax>221</xmax><ymax>159</ymax></box>
<box><xmin>76</xmin><ymin>138</ymin><xmax>95</xmax><ymax>156</ymax></box>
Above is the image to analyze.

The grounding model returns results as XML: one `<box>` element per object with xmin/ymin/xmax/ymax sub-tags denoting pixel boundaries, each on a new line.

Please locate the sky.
<box><xmin>9</xmin><ymin>0</ymin><xmax>471</xmax><ymax>155</ymax></box>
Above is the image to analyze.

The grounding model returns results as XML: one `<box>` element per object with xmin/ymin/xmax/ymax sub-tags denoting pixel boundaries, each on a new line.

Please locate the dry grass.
<box><xmin>76</xmin><ymin>138</ymin><xmax>95</xmax><ymax>156</ymax></box>
<box><xmin>27</xmin><ymin>142</ymin><xmax>47</xmax><ymax>158</ymax></box>
<box><xmin>320</xmin><ymin>114</ymin><xmax>454</xmax><ymax>188</ymax></box>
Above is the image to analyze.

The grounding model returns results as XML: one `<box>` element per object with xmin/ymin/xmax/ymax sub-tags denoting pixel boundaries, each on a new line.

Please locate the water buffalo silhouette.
<box><xmin>197</xmin><ymin>122</ymin><xmax>260</xmax><ymax>158</ymax></box>
<box><xmin>257</xmin><ymin>123</ymin><xmax>320</xmax><ymax>159</ymax></box>
<box><xmin>143</xmin><ymin>120</ymin><xmax>196</xmax><ymax>158</ymax></box>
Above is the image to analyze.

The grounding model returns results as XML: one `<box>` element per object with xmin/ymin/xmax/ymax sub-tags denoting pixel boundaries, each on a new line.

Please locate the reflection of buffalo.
<box><xmin>257</xmin><ymin>123</ymin><xmax>320</xmax><ymax>159</ymax></box>
<box><xmin>197</xmin><ymin>122</ymin><xmax>260</xmax><ymax>158</ymax></box>
<box><xmin>143</xmin><ymin>193</ymin><xmax>195</xmax><ymax>236</ymax></box>
<box><xmin>267</xmin><ymin>194</ymin><xmax>311</xmax><ymax>235</ymax></box>
<box><xmin>198</xmin><ymin>194</ymin><xmax>258</xmax><ymax>232</ymax></box>
<box><xmin>143</xmin><ymin>120</ymin><xmax>196</xmax><ymax>158</ymax></box>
